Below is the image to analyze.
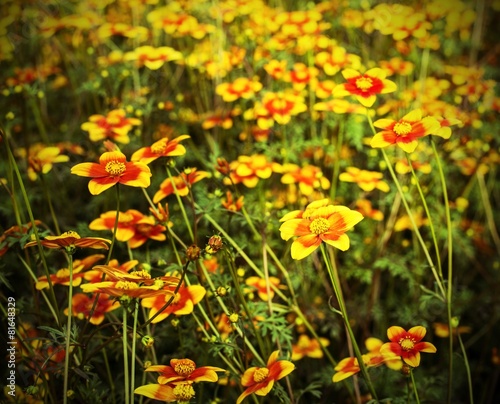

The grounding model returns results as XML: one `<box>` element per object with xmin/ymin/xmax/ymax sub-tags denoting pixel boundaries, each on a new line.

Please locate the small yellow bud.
<box><xmin>229</xmin><ymin>313</ymin><xmax>239</xmax><ymax>323</ymax></box>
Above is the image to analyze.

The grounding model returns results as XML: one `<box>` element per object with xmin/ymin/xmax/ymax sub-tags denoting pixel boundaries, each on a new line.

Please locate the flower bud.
<box><xmin>186</xmin><ymin>244</ymin><xmax>201</xmax><ymax>261</ymax></box>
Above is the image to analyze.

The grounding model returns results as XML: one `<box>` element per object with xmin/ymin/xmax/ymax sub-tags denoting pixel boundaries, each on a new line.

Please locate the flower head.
<box><xmin>65</xmin><ymin>293</ymin><xmax>120</xmax><ymax>325</ymax></box>
<box><xmin>146</xmin><ymin>358</ymin><xmax>225</xmax><ymax>384</ymax></box>
<box><xmin>24</xmin><ymin>231</ymin><xmax>111</xmax><ymax>253</ymax></box>
<box><xmin>71</xmin><ymin>151</ymin><xmax>151</xmax><ymax>195</ymax></box>
<box><xmin>339</xmin><ymin>167</ymin><xmax>390</xmax><ymax>192</ymax></box>
<box><xmin>332</xmin><ymin>68</ymin><xmax>397</xmax><ymax>107</ymax></box>
<box><xmin>280</xmin><ymin>164</ymin><xmax>330</xmax><ymax>196</ymax></box>
<box><xmin>216</xmin><ymin>77</ymin><xmax>262</xmax><ymax>102</ymax></box>
<box><xmin>81</xmin><ymin>109</ymin><xmax>141</xmax><ymax>144</ymax></box>
<box><xmin>380</xmin><ymin>326</ymin><xmax>437</xmax><ymax>368</ymax></box>
<box><xmin>370</xmin><ymin>109</ymin><xmax>441</xmax><ymax>153</ymax></box>
<box><xmin>237</xmin><ymin>351</ymin><xmax>295</xmax><ymax>404</ymax></box>
<box><xmin>279</xmin><ymin>199</ymin><xmax>364</xmax><ymax>260</ymax></box>
<box><xmin>153</xmin><ymin>168</ymin><xmax>209</xmax><ymax>203</ymax></box>
<box><xmin>224</xmin><ymin>154</ymin><xmax>280</xmax><ymax>188</ymax></box>
<box><xmin>131</xmin><ymin>135</ymin><xmax>190</xmax><ymax>164</ymax></box>
<box><xmin>17</xmin><ymin>144</ymin><xmax>69</xmax><ymax>181</ymax></box>
<box><xmin>291</xmin><ymin>334</ymin><xmax>330</xmax><ymax>361</ymax></box>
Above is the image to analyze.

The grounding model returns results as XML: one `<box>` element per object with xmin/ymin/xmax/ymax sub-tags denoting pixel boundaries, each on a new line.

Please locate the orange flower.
<box><xmin>237</xmin><ymin>350</ymin><xmax>295</xmax><ymax>404</ymax></box>
<box><xmin>280</xmin><ymin>164</ymin><xmax>330</xmax><ymax>196</ymax></box>
<box><xmin>84</xmin><ymin>259</ymin><xmax>139</xmax><ymax>283</ymax></box>
<box><xmin>224</xmin><ymin>154</ymin><xmax>280</xmax><ymax>188</ymax></box>
<box><xmin>380</xmin><ymin>326</ymin><xmax>437</xmax><ymax>368</ymax></box>
<box><xmin>279</xmin><ymin>199</ymin><xmax>364</xmax><ymax>260</ymax></box>
<box><xmin>146</xmin><ymin>358</ymin><xmax>225</xmax><ymax>384</ymax></box>
<box><xmin>0</xmin><ymin>221</ymin><xmax>42</xmax><ymax>257</ymax></box>
<box><xmin>332</xmin><ymin>68</ymin><xmax>397</xmax><ymax>108</ymax></box>
<box><xmin>89</xmin><ymin>209</ymin><xmax>145</xmax><ymax>242</ymax></box>
<box><xmin>141</xmin><ymin>283</ymin><xmax>206</xmax><ymax>323</ymax></box>
<box><xmin>263</xmin><ymin>59</ymin><xmax>288</xmax><ymax>79</ymax></box>
<box><xmin>283</xmin><ymin>63</ymin><xmax>319</xmax><ymax>91</ymax></box>
<box><xmin>245</xmin><ymin>276</ymin><xmax>282</xmax><ymax>301</ymax></box>
<box><xmin>339</xmin><ymin>167</ymin><xmax>390</xmax><ymax>192</ymax></box>
<box><xmin>314</xmin><ymin>99</ymin><xmax>366</xmax><ymax>115</ymax></box>
<box><xmin>370</xmin><ymin>109</ymin><xmax>441</xmax><ymax>153</ymax></box>
<box><xmin>433</xmin><ymin>322</ymin><xmax>472</xmax><ymax>338</ymax></box>
<box><xmin>134</xmin><ymin>382</ymin><xmax>194</xmax><ymax>403</ymax></box>
<box><xmin>81</xmin><ymin>265</ymin><xmax>178</xmax><ymax>299</ymax></box>
<box><xmin>16</xmin><ymin>143</ymin><xmax>70</xmax><ymax>181</ymax></box>
<box><xmin>124</xmin><ymin>46</ymin><xmax>182</xmax><ymax>70</ymax></box>
<box><xmin>71</xmin><ymin>151</ymin><xmax>151</xmax><ymax>195</ymax></box>
<box><xmin>24</xmin><ymin>231</ymin><xmax>111</xmax><ymax>252</ymax></box>
<box><xmin>35</xmin><ymin>254</ymin><xmax>105</xmax><ymax>290</ymax></box>
<box><xmin>131</xmin><ymin>135</ymin><xmax>190</xmax><ymax>164</ymax></box>
<box><xmin>65</xmin><ymin>293</ymin><xmax>120</xmax><ymax>325</ymax></box>
<box><xmin>246</xmin><ymin>91</ymin><xmax>307</xmax><ymax>128</ymax></box>
<box><xmin>153</xmin><ymin>168</ymin><xmax>209</xmax><ymax>203</ymax></box>
<box><xmin>355</xmin><ymin>199</ymin><xmax>384</xmax><ymax>221</ymax></box>
<box><xmin>216</xmin><ymin>77</ymin><xmax>262</xmax><ymax>102</ymax></box>
<box><xmin>314</xmin><ymin>47</ymin><xmax>361</xmax><ymax>76</ymax></box>
<box><xmin>291</xmin><ymin>334</ymin><xmax>330</xmax><ymax>361</ymax></box>
<box><xmin>81</xmin><ymin>109</ymin><xmax>141</xmax><ymax>144</ymax></box>
<box><xmin>221</xmin><ymin>191</ymin><xmax>244</xmax><ymax>211</ymax></box>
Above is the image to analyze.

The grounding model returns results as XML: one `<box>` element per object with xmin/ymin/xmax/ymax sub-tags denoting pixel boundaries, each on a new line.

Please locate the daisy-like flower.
<box><xmin>245</xmin><ymin>91</ymin><xmax>307</xmax><ymax>128</ymax></box>
<box><xmin>35</xmin><ymin>254</ymin><xmax>105</xmax><ymax>290</ymax></box>
<box><xmin>245</xmin><ymin>276</ymin><xmax>282</xmax><ymax>301</ymax></box>
<box><xmin>24</xmin><ymin>231</ymin><xmax>110</xmax><ymax>253</ymax></box>
<box><xmin>145</xmin><ymin>358</ymin><xmax>225</xmax><ymax>384</ymax></box>
<box><xmin>291</xmin><ymin>334</ymin><xmax>330</xmax><ymax>361</ymax></box>
<box><xmin>124</xmin><ymin>45</ymin><xmax>182</xmax><ymax>70</ymax></box>
<box><xmin>81</xmin><ymin>109</ymin><xmax>141</xmax><ymax>145</ymax></box>
<box><xmin>380</xmin><ymin>326</ymin><xmax>437</xmax><ymax>368</ymax></box>
<box><xmin>224</xmin><ymin>154</ymin><xmax>280</xmax><ymax>188</ymax></box>
<box><xmin>221</xmin><ymin>191</ymin><xmax>244</xmax><ymax>212</ymax></box>
<box><xmin>339</xmin><ymin>167</ymin><xmax>390</xmax><ymax>192</ymax></box>
<box><xmin>279</xmin><ymin>199</ymin><xmax>364</xmax><ymax>260</ymax></box>
<box><xmin>216</xmin><ymin>77</ymin><xmax>263</xmax><ymax>102</ymax></box>
<box><xmin>332</xmin><ymin>68</ymin><xmax>397</xmax><ymax>108</ymax></box>
<box><xmin>153</xmin><ymin>168</ymin><xmax>209</xmax><ymax>204</ymax></box>
<box><xmin>71</xmin><ymin>151</ymin><xmax>151</xmax><ymax>195</ymax></box>
<box><xmin>64</xmin><ymin>292</ymin><xmax>120</xmax><ymax>325</ymax></box>
<box><xmin>16</xmin><ymin>143</ymin><xmax>70</xmax><ymax>181</ymax></box>
<box><xmin>237</xmin><ymin>350</ymin><xmax>295</xmax><ymax>404</ymax></box>
<box><xmin>131</xmin><ymin>135</ymin><xmax>190</xmax><ymax>164</ymax></box>
<box><xmin>370</xmin><ymin>109</ymin><xmax>441</xmax><ymax>153</ymax></box>
<box><xmin>280</xmin><ymin>164</ymin><xmax>330</xmax><ymax>196</ymax></box>
<box><xmin>141</xmin><ymin>282</ymin><xmax>206</xmax><ymax>323</ymax></box>
<box><xmin>134</xmin><ymin>382</ymin><xmax>195</xmax><ymax>403</ymax></box>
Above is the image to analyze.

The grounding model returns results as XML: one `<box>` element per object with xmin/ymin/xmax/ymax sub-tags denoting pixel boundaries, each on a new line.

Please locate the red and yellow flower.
<box><xmin>291</xmin><ymin>334</ymin><xmax>330</xmax><ymax>361</ymax></box>
<box><xmin>124</xmin><ymin>46</ymin><xmax>182</xmax><ymax>70</ymax></box>
<box><xmin>280</xmin><ymin>164</ymin><xmax>330</xmax><ymax>196</ymax></box>
<box><xmin>64</xmin><ymin>293</ymin><xmax>120</xmax><ymax>325</ymax></box>
<box><xmin>224</xmin><ymin>154</ymin><xmax>280</xmax><ymax>188</ymax></box>
<box><xmin>339</xmin><ymin>167</ymin><xmax>390</xmax><ymax>192</ymax></box>
<box><xmin>131</xmin><ymin>135</ymin><xmax>189</xmax><ymax>164</ymax></box>
<box><xmin>35</xmin><ymin>254</ymin><xmax>105</xmax><ymax>290</ymax></box>
<box><xmin>245</xmin><ymin>91</ymin><xmax>307</xmax><ymax>128</ymax></box>
<box><xmin>370</xmin><ymin>109</ymin><xmax>441</xmax><ymax>153</ymax></box>
<box><xmin>237</xmin><ymin>350</ymin><xmax>295</xmax><ymax>404</ymax></box>
<box><xmin>332</xmin><ymin>68</ymin><xmax>397</xmax><ymax>108</ymax></box>
<box><xmin>81</xmin><ymin>109</ymin><xmax>141</xmax><ymax>145</ymax></box>
<box><xmin>216</xmin><ymin>77</ymin><xmax>263</xmax><ymax>102</ymax></box>
<box><xmin>16</xmin><ymin>143</ymin><xmax>69</xmax><ymax>181</ymax></box>
<box><xmin>279</xmin><ymin>199</ymin><xmax>364</xmax><ymax>260</ymax></box>
<box><xmin>380</xmin><ymin>326</ymin><xmax>437</xmax><ymax>368</ymax></box>
<box><xmin>24</xmin><ymin>231</ymin><xmax>110</xmax><ymax>252</ymax></box>
<box><xmin>221</xmin><ymin>191</ymin><xmax>244</xmax><ymax>212</ymax></box>
<box><xmin>71</xmin><ymin>151</ymin><xmax>151</xmax><ymax>195</ymax></box>
<box><xmin>245</xmin><ymin>276</ymin><xmax>283</xmax><ymax>301</ymax></box>
<box><xmin>153</xmin><ymin>168</ymin><xmax>209</xmax><ymax>203</ymax></box>
<box><xmin>141</xmin><ymin>282</ymin><xmax>206</xmax><ymax>323</ymax></box>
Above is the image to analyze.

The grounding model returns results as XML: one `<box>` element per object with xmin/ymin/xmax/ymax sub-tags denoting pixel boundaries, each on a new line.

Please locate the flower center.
<box><xmin>130</xmin><ymin>270</ymin><xmax>151</xmax><ymax>280</ymax></box>
<box><xmin>355</xmin><ymin>76</ymin><xmax>373</xmax><ymax>91</ymax></box>
<box><xmin>150</xmin><ymin>139</ymin><xmax>168</xmax><ymax>154</ymax></box>
<box><xmin>173</xmin><ymin>383</ymin><xmax>195</xmax><ymax>401</ymax></box>
<box><xmin>136</xmin><ymin>223</ymin><xmax>153</xmax><ymax>235</ymax></box>
<box><xmin>393</xmin><ymin>122</ymin><xmax>412</xmax><ymax>136</ymax></box>
<box><xmin>61</xmin><ymin>230</ymin><xmax>80</xmax><ymax>239</ymax></box>
<box><xmin>174</xmin><ymin>359</ymin><xmax>196</xmax><ymax>376</ymax></box>
<box><xmin>399</xmin><ymin>337</ymin><xmax>415</xmax><ymax>351</ymax></box>
<box><xmin>253</xmin><ymin>367</ymin><xmax>269</xmax><ymax>383</ymax></box>
<box><xmin>309</xmin><ymin>217</ymin><xmax>330</xmax><ymax>235</ymax></box>
<box><xmin>105</xmin><ymin>160</ymin><xmax>126</xmax><ymax>176</ymax></box>
<box><xmin>115</xmin><ymin>281</ymin><xmax>139</xmax><ymax>290</ymax></box>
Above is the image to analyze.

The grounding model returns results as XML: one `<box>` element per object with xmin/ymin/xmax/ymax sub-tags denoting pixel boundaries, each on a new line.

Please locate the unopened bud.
<box><xmin>186</xmin><ymin>244</ymin><xmax>201</xmax><ymax>261</ymax></box>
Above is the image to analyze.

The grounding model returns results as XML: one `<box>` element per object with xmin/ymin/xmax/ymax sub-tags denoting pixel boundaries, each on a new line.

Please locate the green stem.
<box><xmin>457</xmin><ymin>332</ymin><xmax>474</xmax><ymax>404</ymax></box>
<box><xmin>430</xmin><ymin>140</ymin><xmax>454</xmax><ymax>403</ymax></box>
<box><xmin>123</xmin><ymin>306</ymin><xmax>130</xmax><ymax>404</ymax></box>
<box><xmin>63</xmin><ymin>253</ymin><xmax>74</xmax><ymax>404</ymax></box>
<box><xmin>320</xmin><ymin>245</ymin><xmax>378</xmax><ymax>401</ymax></box>
<box><xmin>130</xmin><ymin>300</ymin><xmax>140</xmax><ymax>402</ymax></box>
<box><xmin>410</xmin><ymin>370</ymin><xmax>420</xmax><ymax>404</ymax></box>
<box><xmin>106</xmin><ymin>184</ymin><xmax>121</xmax><ymax>265</ymax></box>
<box><xmin>41</xmin><ymin>175</ymin><xmax>61</xmax><ymax>235</ymax></box>
<box><xmin>166</xmin><ymin>165</ymin><xmax>194</xmax><ymax>242</ymax></box>
<box><xmin>330</xmin><ymin>118</ymin><xmax>344</xmax><ymax>202</ymax></box>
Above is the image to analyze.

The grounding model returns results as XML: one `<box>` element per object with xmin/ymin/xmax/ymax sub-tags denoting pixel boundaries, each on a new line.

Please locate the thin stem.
<box><xmin>457</xmin><ymin>332</ymin><xmax>474</xmax><ymax>404</ymax></box>
<box><xmin>410</xmin><ymin>370</ymin><xmax>420</xmax><ymax>404</ymax></box>
<box><xmin>123</xmin><ymin>306</ymin><xmax>130</xmax><ymax>404</ymax></box>
<box><xmin>166</xmin><ymin>165</ymin><xmax>194</xmax><ymax>242</ymax></box>
<box><xmin>130</xmin><ymin>300</ymin><xmax>140</xmax><ymax>402</ymax></box>
<box><xmin>476</xmin><ymin>171</ymin><xmax>500</xmax><ymax>254</ymax></box>
<box><xmin>106</xmin><ymin>185</ymin><xmax>121</xmax><ymax>265</ymax></box>
<box><xmin>320</xmin><ymin>245</ymin><xmax>378</xmax><ymax>402</ymax></box>
<box><xmin>41</xmin><ymin>175</ymin><xmax>61</xmax><ymax>235</ymax></box>
<box><xmin>63</xmin><ymin>253</ymin><xmax>74</xmax><ymax>404</ymax></box>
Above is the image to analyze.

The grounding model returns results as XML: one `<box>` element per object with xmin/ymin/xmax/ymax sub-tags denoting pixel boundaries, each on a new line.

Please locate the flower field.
<box><xmin>1</xmin><ymin>0</ymin><xmax>499</xmax><ymax>403</ymax></box>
